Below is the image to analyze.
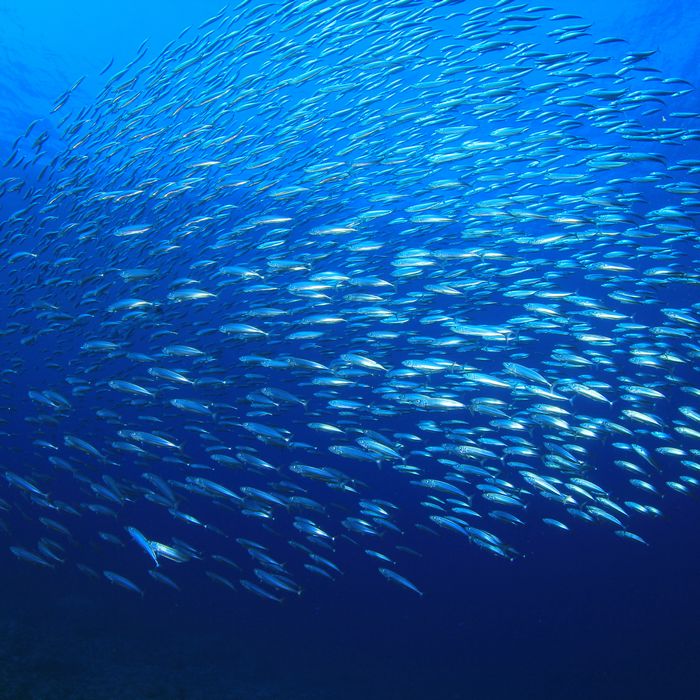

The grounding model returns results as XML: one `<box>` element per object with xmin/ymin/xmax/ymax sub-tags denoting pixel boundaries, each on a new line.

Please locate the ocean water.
<box><xmin>1</xmin><ymin>1</ymin><xmax>700</xmax><ymax>698</ymax></box>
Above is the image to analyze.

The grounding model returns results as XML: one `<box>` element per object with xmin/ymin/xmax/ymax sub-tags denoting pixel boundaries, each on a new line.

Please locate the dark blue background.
<box><xmin>0</xmin><ymin>1</ymin><xmax>699</xmax><ymax>698</ymax></box>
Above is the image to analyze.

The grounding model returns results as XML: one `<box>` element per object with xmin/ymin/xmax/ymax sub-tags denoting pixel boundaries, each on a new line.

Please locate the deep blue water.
<box><xmin>1</xmin><ymin>1</ymin><xmax>700</xmax><ymax>698</ymax></box>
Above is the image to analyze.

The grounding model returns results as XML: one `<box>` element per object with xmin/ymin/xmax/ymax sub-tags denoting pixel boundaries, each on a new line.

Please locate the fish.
<box><xmin>10</xmin><ymin>546</ymin><xmax>54</xmax><ymax>568</ymax></box>
<box><xmin>103</xmin><ymin>571</ymin><xmax>144</xmax><ymax>595</ymax></box>
<box><xmin>378</xmin><ymin>568</ymin><xmax>423</xmax><ymax>596</ymax></box>
<box><xmin>126</xmin><ymin>526</ymin><xmax>160</xmax><ymax>567</ymax></box>
<box><xmin>0</xmin><ymin>0</ymin><xmax>698</xmax><ymax>604</ymax></box>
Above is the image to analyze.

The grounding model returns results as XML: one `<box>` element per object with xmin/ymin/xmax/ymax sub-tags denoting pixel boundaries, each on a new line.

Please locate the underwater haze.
<box><xmin>1</xmin><ymin>0</ymin><xmax>700</xmax><ymax>698</ymax></box>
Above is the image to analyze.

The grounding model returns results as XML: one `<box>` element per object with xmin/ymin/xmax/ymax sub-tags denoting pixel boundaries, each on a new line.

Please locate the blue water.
<box><xmin>1</xmin><ymin>1</ymin><xmax>700</xmax><ymax>698</ymax></box>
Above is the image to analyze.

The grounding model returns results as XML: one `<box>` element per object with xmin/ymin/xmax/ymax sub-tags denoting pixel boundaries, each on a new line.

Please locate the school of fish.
<box><xmin>1</xmin><ymin>0</ymin><xmax>699</xmax><ymax>600</ymax></box>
